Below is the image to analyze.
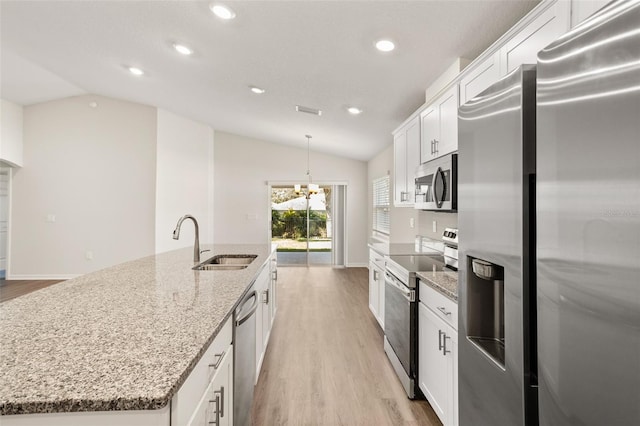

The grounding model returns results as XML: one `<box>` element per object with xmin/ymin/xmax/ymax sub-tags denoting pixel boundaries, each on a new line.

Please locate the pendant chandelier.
<box><xmin>295</xmin><ymin>134</ymin><xmax>319</xmax><ymax>198</ymax></box>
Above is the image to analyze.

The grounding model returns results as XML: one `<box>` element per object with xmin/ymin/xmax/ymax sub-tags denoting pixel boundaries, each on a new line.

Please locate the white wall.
<box><xmin>11</xmin><ymin>95</ymin><xmax>157</xmax><ymax>278</ymax></box>
<box><xmin>367</xmin><ymin>144</ymin><xmax>417</xmax><ymax>243</ymax></box>
<box><xmin>0</xmin><ymin>99</ymin><xmax>24</xmax><ymax>167</ymax></box>
<box><xmin>155</xmin><ymin>109</ymin><xmax>214</xmax><ymax>254</ymax></box>
<box><xmin>214</xmin><ymin>131</ymin><xmax>368</xmax><ymax>266</ymax></box>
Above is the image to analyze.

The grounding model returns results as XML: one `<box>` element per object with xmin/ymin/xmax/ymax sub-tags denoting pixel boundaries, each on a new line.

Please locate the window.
<box><xmin>372</xmin><ymin>175</ymin><xmax>390</xmax><ymax>236</ymax></box>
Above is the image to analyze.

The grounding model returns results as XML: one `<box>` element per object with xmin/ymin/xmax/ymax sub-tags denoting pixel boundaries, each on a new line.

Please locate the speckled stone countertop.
<box><xmin>416</xmin><ymin>269</ymin><xmax>459</xmax><ymax>302</ymax></box>
<box><xmin>0</xmin><ymin>244</ymin><xmax>273</xmax><ymax>415</ymax></box>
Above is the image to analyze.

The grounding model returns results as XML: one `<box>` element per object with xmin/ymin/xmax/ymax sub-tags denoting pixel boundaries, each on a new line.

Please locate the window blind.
<box><xmin>373</xmin><ymin>175</ymin><xmax>390</xmax><ymax>235</ymax></box>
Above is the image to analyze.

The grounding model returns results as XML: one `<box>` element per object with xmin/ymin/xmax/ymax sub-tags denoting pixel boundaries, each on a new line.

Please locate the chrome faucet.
<box><xmin>172</xmin><ymin>214</ymin><xmax>201</xmax><ymax>263</ymax></box>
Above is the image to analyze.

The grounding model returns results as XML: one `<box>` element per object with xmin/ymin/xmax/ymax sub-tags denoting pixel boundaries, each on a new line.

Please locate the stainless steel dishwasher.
<box><xmin>233</xmin><ymin>285</ymin><xmax>258</xmax><ymax>426</ymax></box>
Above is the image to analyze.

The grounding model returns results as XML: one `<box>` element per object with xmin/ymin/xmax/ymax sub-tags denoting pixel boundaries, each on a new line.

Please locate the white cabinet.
<box><xmin>255</xmin><ymin>264</ymin><xmax>270</xmax><ymax>381</ymax></box>
<box><xmin>393</xmin><ymin>116</ymin><xmax>420</xmax><ymax>206</ymax></box>
<box><xmin>172</xmin><ymin>318</ymin><xmax>234</xmax><ymax>426</ymax></box>
<box><xmin>255</xmin><ymin>251</ymin><xmax>278</xmax><ymax>382</ymax></box>
<box><xmin>459</xmin><ymin>51</ymin><xmax>501</xmax><ymax>105</ymax></box>
<box><xmin>420</xmin><ymin>85</ymin><xmax>459</xmax><ymax>163</ymax></box>
<box><xmin>418</xmin><ymin>281</ymin><xmax>458</xmax><ymax>426</ymax></box>
<box><xmin>368</xmin><ymin>249</ymin><xmax>386</xmax><ymax>328</ymax></box>
<box><xmin>501</xmin><ymin>0</ymin><xmax>570</xmax><ymax>74</ymax></box>
<box><xmin>187</xmin><ymin>346</ymin><xmax>233</xmax><ymax>426</ymax></box>
<box><xmin>571</xmin><ymin>0</ymin><xmax>609</xmax><ymax>27</ymax></box>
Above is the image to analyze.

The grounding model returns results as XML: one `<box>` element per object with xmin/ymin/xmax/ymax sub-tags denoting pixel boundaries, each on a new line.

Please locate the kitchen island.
<box><xmin>0</xmin><ymin>244</ymin><xmax>274</xmax><ymax>424</ymax></box>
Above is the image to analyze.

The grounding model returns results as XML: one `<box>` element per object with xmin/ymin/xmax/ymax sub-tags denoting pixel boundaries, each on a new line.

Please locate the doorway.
<box><xmin>270</xmin><ymin>185</ymin><xmax>332</xmax><ymax>266</ymax></box>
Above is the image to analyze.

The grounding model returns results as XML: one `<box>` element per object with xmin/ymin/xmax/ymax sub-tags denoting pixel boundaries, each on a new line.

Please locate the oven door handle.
<box><xmin>385</xmin><ymin>273</ymin><xmax>412</xmax><ymax>301</ymax></box>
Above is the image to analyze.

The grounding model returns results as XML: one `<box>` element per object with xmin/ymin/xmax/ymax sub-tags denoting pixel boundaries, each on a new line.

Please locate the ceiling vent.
<box><xmin>296</xmin><ymin>105</ymin><xmax>322</xmax><ymax>116</ymax></box>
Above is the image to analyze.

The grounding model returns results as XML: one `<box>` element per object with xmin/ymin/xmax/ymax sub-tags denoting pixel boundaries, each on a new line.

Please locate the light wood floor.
<box><xmin>0</xmin><ymin>280</ymin><xmax>63</xmax><ymax>303</ymax></box>
<box><xmin>252</xmin><ymin>267</ymin><xmax>442</xmax><ymax>426</ymax></box>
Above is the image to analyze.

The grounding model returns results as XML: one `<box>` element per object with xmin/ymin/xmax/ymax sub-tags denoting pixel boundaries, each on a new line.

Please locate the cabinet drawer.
<box><xmin>419</xmin><ymin>280</ymin><xmax>458</xmax><ymax>331</ymax></box>
<box><xmin>369</xmin><ymin>249</ymin><xmax>386</xmax><ymax>270</ymax></box>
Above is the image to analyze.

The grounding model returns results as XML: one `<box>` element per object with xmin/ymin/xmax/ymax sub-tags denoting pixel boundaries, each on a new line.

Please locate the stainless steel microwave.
<box><xmin>414</xmin><ymin>153</ymin><xmax>457</xmax><ymax>211</ymax></box>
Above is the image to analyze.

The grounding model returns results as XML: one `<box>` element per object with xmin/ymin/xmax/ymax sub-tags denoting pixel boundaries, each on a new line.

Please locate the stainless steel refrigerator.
<box><xmin>458</xmin><ymin>64</ymin><xmax>538</xmax><ymax>426</ymax></box>
<box><xmin>536</xmin><ymin>0</ymin><xmax>640</xmax><ymax>424</ymax></box>
<box><xmin>458</xmin><ymin>1</ymin><xmax>640</xmax><ymax>425</ymax></box>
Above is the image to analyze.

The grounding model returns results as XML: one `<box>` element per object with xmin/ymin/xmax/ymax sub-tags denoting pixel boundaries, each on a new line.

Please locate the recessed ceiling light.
<box><xmin>210</xmin><ymin>4</ymin><xmax>236</xmax><ymax>20</ymax></box>
<box><xmin>347</xmin><ymin>107</ymin><xmax>363</xmax><ymax>115</ymax></box>
<box><xmin>249</xmin><ymin>86</ymin><xmax>266</xmax><ymax>94</ymax></box>
<box><xmin>375</xmin><ymin>39</ymin><xmax>395</xmax><ymax>52</ymax></box>
<box><xmin>173</xmin><ymin>43</ymin><xmax>193</xmax><ymax>56</ymax></box>
<box><xmin>128</xmin><ymin>67</ymin><xmax>144</xmax><ymax>76</ymax></box>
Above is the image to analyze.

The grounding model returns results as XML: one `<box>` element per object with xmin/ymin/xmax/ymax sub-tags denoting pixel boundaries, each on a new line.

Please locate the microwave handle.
<box><xmin>431</xmin><ymin>170</ymin><xmax>438</xmax><ymax>205</ymax></box>
<box><xmin>434</xmin><ymin>166</ymin><xmax>446</xmax><ymax>208</ymax></box>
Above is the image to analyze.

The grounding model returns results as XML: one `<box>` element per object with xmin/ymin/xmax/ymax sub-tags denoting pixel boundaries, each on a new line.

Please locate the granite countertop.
<box><xmin>0</xmin><ymin>244</ymin><xmax>273</xmax><ymax>416</ymax></box>
<box><xmin>417</xmin><ymin>269</ymin><xmax>459</xmax><ymax>302</ymax></box>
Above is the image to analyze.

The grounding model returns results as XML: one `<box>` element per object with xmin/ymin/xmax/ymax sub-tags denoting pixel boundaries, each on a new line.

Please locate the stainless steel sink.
<box><xmin>193</xmin><ymin>254</ymin><xmax>257</xmax><ymax>271</ymax></box>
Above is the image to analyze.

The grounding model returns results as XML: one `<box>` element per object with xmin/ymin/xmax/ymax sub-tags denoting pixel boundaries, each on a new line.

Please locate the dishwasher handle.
<box><xmin>235</xmin><ymin>291</ymin><xmax>258</xmax><ymax>326</ymax></box>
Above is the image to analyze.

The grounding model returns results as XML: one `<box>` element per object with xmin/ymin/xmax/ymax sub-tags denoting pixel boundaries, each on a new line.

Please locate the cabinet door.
<box><xmin>255</xmin><ymin>267</ymin><xmax>269</xmax><ymax>381</ymax></box>
<box><xmin>393</xmin><ymin>131</ymin><xmax>408</xmax><ymax>205</ymax></box>
<box><xmin>418</xmin><ymin>303</ymin><xmax>450</xmax><ymax>424</ymax></box>
<box><xmin>405</xmin><ymin>117</ymin><xmax>420</xmax><ymax>203</ymax></box>
<box><xmin>501</xmin><ymin>0</ymin><xmax>570</xmax><ymax>74</ymax></box>
<box><xmin>571</xmin><ymin>0</ymin><xmax>608</xmax><ymax>28</ymax></box>
<box><xmin>436</xmin><ymin>86</ymin><xmax>459</xmax><ymax>157</ymax></box>
<box><xmin>375</xmin><ymin>264</ymin><xmax>385</xmax><ymax>328</ymax></box>
<box><xmin>459</xmin><ymin>51</ymin><xmax>501</xmax><ymax>105</ymax></box>
<box><xmin>368</xmin><ymin>262</ymin><xmax>379</xmax><ymax>320</ymax></box>
<box><xmin>420</xmin><ymin>105</ymin><xmax>439</xmax><ymax>163</ymax></box>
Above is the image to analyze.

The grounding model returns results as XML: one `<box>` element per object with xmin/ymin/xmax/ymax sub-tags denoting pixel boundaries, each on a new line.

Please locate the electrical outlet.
<box><xmin>85</xmin><ymin>251</ymin><xmax>93</xmax><ymax>260</ymax></box>
<box><xmin>409</xmin><ymin>218</ymin><xmax>415</xmax><ymax>228</ymax></box>
<box><xmin>46</xmin><ymin>214</ymin><xmax>56</xmax><ymax>223</ymax></box>
<box><xmin>246</xmin><ymin>213</ymin><xmax>258</xmax><ymax>221</ymax></box>
<box><xmin>432</xmin><ymin>220</ymin><xmax>437</xmax><ymax>233</ymax></box>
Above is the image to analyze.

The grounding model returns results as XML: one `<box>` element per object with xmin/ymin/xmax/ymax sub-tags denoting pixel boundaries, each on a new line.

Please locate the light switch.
<box><xmin>46</xmin><ymin>214</ymin><xmax>56</xmax><ymax>223</ymax></box>
<box><xmin>409</xmin><ymin>218</ymin><xmax>415</xmax><ymax>228</ymax></box>
<box><xmin>432</xmin><ymin>220</ymin><xmax>437</xmax><ymax>233</ymax></box>
<box><xmin>85</xmin><ymin>251</ymin><xmax>93</xmax><ymax>260</ymax></box>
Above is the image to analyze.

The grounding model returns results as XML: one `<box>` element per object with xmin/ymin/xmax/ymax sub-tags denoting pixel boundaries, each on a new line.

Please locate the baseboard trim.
<box><xmin>6</xmin><ymin>274</ymin><xmax>80</xmax><ymax>280</ymax></box>
<box><xmin>346</xmin><ymin>263</ymin><xmax>368</xmax><ymax>268</ymax></box>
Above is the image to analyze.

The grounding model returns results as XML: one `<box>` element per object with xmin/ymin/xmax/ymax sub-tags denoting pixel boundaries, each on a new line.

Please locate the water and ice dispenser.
<box><xmin>467</xmin><ymin>257</ymin><xmax>506</xmax><ymax>368</ymax></box>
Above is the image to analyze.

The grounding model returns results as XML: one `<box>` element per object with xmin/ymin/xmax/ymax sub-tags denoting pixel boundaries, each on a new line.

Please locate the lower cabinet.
<box><xmin>188</xmin><ymin>346</ymin><xmax>234</xmax><ymax>426</ymax></box>
<box><xmin>368</xmin><ymin>249</ymin><xmax>385</xmax><ymax>328</ymax></box>
<box><xmin>172</xmin><ymin>318</ymin><xmax>234</xmax><ymax>426</ymax></box>
<box><xmin>418</xmin><ymin>281</ymin><xmax>458</xmax><ymax>426</ymax></box>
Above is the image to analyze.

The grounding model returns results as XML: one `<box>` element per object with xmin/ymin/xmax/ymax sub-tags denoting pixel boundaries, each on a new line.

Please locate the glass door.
<box><xmin>270</xmin><ymin>185</ymin><xmax>332</xmax><ymax>266</ymax></box>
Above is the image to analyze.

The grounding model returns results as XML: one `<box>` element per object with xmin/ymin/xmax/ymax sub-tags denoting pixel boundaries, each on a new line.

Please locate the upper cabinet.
<box><xmin>459</xmin><ymin>51</ymin><xmax>501</xmax><ymax>106</ymax></box>
<box><xmin>393</xmin><ymin>116</ymin><xmax>420</xmax><ymax>207</ymax></box>
<box><xmin>571</xmin><ymin>0</ymin><xmax>609</xmax><ymax>28</ymax></box>
<box><xmin>500</xmin><ymin>0</ymin><xmax>570</xmax><ymax>75</ymax></box>
<box><xmin>0</xmin><ymin>99</ymin><xmax>24</xmax><ymax>167</ymax></box>
<box><xmin>421</xmin><ymin>85</ymin><xmax>459</xmax><ymax>163</ymax></box>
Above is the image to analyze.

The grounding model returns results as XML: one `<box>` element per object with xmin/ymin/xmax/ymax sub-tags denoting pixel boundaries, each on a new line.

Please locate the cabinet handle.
<box><xmin>438</xmin><ymin>330</ymin><xmax>444</xmax><ymax>351</ymax></box>
<box><xmin>262</xmin><ymin>289</ymin><xmax>269</xmax><ymax>304</ymax></box>
<box><xmin>437</xmin><ymin>306</ymin><xmax>451</xmax><ymax>316</ymax></box>
<box><xmin>209</xmin><ymin>351</ymin><xmax>225</xmax><ymax>370</ymax></box>
<box><xmin>434</xmin><ymin>139</ymin><xmax>439</xmax><ymax>155</ymax></box>
<box><xmin>442</xmin><ymin>334</ymin><xmax>451</xmax><ymax>355</ymax></box>
<box><xmin>216</xmin><ymin>386</ymin><xmax>225</xmax><ymax>418</ymax></box>
<box><xmin>208</xmin><ymin>392</ymin><xmax>221</xmax><ymax>425</ymax></box>
<box><xmin>431</xmin><ymin>140</ymin><xmax>434</xmax><ymax>155</ymax></box>
<box><xmin>271</xmin><ymin>270</ymin><xmax>278</xmax><ymax>281</ymax></box>
<box><xmin>373</xmin><ymin>270</ymin><xmax>379</xmax><ymax>281</ymax></box>
<box><xmin>400</xmin><ymin>191</ymin><xmax>408</xmax><ymax>202</ymax></box>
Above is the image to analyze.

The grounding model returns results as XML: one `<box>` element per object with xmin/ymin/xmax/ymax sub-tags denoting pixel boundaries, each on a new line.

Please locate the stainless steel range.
<box><xmin>384</xmin><ymin>231</ymin><xmax>458</xmax><ymax>398</ymax></box>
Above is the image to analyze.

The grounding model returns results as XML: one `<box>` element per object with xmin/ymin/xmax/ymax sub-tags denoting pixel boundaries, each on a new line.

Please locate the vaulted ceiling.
<box><xmin>1</xmin><ymin>1</ymin><xmax>539</xmax><ymax>161</ymax></box>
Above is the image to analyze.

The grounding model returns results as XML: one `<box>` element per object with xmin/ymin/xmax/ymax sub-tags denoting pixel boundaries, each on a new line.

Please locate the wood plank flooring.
<box><xmin>0</xmin><ymin>280</ymin><xmax>63</xmax><ymax>303</ymax></box>
<box><xmin>252</xmin><ymin>267</ymin><xmax>442</xmax><ymax>426</ymax></box>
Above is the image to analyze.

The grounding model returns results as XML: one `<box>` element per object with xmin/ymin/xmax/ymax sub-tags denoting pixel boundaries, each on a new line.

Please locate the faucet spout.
<box><xmin>172</xmin><ymin>215</ymin><xmax>201</xmax><ymax>263</ymax></box>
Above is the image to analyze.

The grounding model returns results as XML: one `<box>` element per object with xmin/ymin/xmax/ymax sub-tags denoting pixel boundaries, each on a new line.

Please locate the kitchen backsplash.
<box><xmin>417</xmin><ymin>211</ymin><xmax>458</xmax><ymax>240</ymax></box>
